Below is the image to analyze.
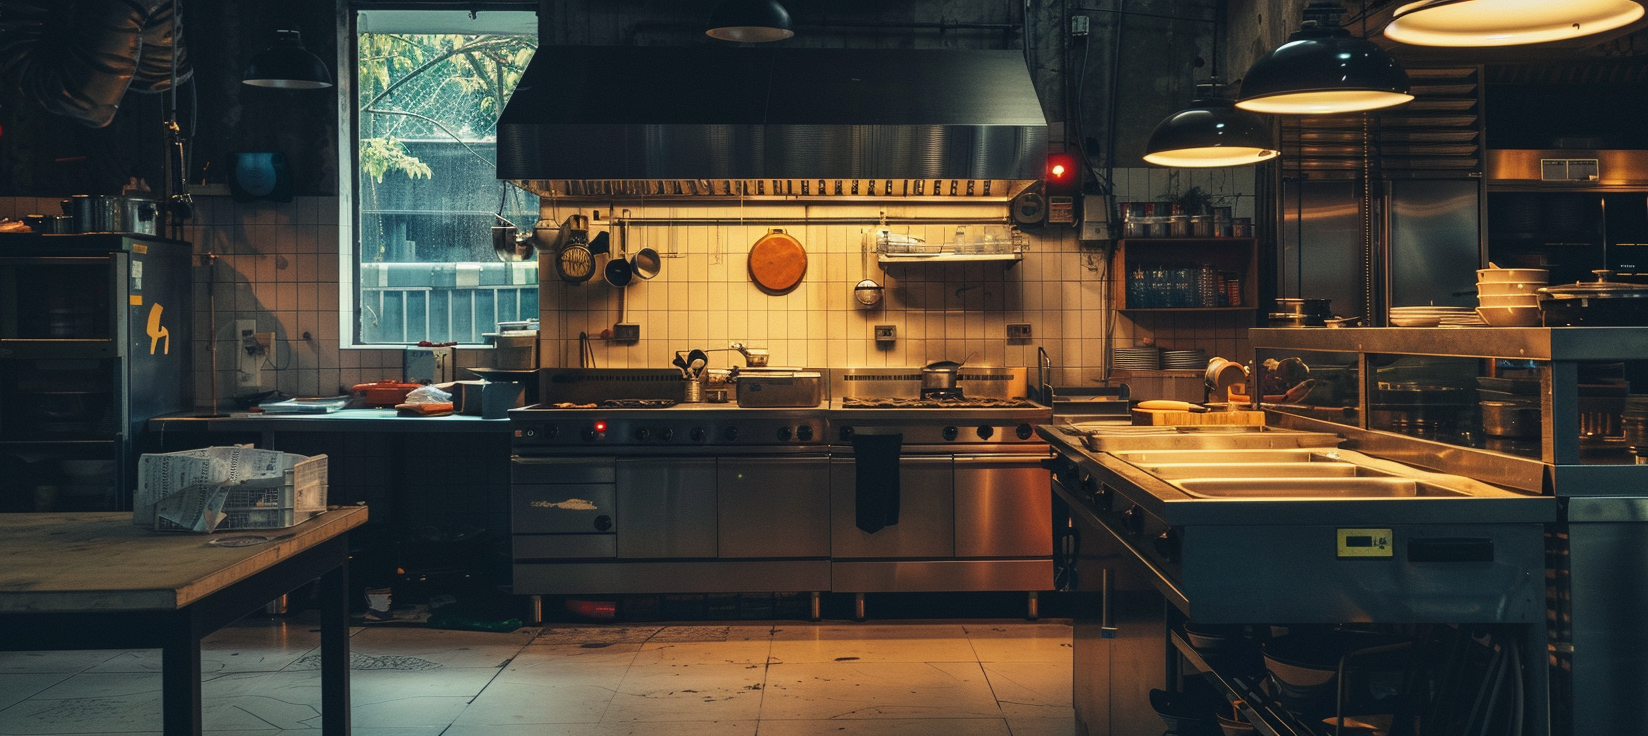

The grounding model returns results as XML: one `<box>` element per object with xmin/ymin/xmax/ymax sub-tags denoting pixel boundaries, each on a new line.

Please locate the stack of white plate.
<box><xmin>1476</xmin><ymin>267</ymin><xmax>1548</xmax><ymax>327</ymax></box>
<box><xmin>1113</xmin><ymin>346</ymin><xmax>1161</xmax><ymax>370</ymax></box>
<box><xmin>1390</xmin><ymin>305</ymin><xmax>1483</xmax><ymax>327</ymax></box>
<box><xmin>1161</xmin><ymin>349</ymin><xmax>1208</xmax><ymax>369</ymax></box>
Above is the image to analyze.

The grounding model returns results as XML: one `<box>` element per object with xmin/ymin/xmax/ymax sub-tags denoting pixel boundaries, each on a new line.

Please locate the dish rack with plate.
<box><xmin>871</xmin><ymin>225</ymin><xmax>1025</xmax><ymax>264</ymax></box>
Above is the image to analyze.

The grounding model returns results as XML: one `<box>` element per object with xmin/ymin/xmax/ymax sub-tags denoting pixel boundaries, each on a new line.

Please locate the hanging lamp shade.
<box><xmin>706</xmin><ymin>0</ymin><xmax>795</xmax><ymax>42</ymax></box>
<box><xmin>1143</xmin><ymin>97</ymin><xmax>1279</xmax><ymax>167</ymax></box>
<box><xmin>1385</xmin><ymin>0</ymin><xmax>1646</xmax><ymax>47</ymax></box>
<box><xmin>1236</xmin><ymin>22</ymin><xmax>1411</xmax><ymax>115</ymax></box>
<box><xmin>243</xmin><ymin>30</ymin><xmax>333</xmax><ymax>89</ymax></box>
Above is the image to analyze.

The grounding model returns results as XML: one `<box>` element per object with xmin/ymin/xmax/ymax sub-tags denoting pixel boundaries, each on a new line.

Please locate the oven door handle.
<box><xmin>511</xmin><ymin>457</ymin><xmax>614</xmax><ymax>466</ymax></box>
<box><xmin>954</xmin><ymin>455</ymin><xmax>1048</xmax><ymax>465</ymax></box>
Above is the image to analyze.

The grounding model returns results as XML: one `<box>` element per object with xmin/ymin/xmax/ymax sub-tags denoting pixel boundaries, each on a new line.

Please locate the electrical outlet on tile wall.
<box><xmin>1007</xmin><ymin>323</ymin><xmax>1033</xmax><ymax>339</ymax></box>
<box><xmin>236</xmin><ymin>320</ymin><xmax>261</xmax><ymax>388</ymax></box>
<box><xmin>874</xmin><ymin>325</ymin><xmax>896</xmax><ymax>343</ymax></box>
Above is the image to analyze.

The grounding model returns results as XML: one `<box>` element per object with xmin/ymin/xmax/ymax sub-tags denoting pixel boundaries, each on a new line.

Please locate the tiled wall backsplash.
<box><xmin>539</xmin><ymin>167</ymin><xmax>1258</xmax><ymax>386</ymax></box>
<box><xmin>0</xmin><ymin>165</ymin><xmax>1256</xmax><ymax>406</ymax></box>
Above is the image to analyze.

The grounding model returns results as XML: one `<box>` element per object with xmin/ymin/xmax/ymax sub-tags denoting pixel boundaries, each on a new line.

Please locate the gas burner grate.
<box><xmin>842</xmin><ymin>397</ymin><xmax>1038</xmax><ymax>409</ymax></box>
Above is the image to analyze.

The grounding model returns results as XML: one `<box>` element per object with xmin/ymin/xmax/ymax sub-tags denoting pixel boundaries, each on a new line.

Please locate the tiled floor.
<box><xmin>0</xmin><ymin>618</ymin><xmax>1077</xmax><ymax>736</ymax></box>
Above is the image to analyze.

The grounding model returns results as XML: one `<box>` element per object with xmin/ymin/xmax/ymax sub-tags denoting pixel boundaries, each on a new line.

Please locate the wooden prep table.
<box><xmin>0</xmin><ymin>507</ymin><xmax>368</xmax><ymax>736</ymax></box>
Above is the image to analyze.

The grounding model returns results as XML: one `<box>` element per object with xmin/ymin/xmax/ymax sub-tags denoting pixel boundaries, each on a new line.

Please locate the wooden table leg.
<box><xmin>162</xmin><ymin>607</ymin><xmax>203</xmax><ymax>736</ymax></box>
<box><xmin>320</xmin><ymin>560</ymin><xmax>351</xmax><ymax>735</ymax></box>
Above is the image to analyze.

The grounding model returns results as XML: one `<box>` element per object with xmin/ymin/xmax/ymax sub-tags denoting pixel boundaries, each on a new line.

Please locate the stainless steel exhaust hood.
<box><xmin>496</xmin><ymin>46</ymin><xmax>1049</xmax><ymax>200</ymax></box>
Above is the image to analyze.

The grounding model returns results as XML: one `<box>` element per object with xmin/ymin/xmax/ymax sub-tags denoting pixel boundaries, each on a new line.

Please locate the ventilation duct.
<box><xmin>0</xmin><ymin>0</ymin><xmax>191</xmax><ymax>128</ymax></box>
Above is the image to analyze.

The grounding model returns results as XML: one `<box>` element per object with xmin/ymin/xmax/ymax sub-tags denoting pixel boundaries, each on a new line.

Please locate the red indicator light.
<box><xmin>594</xmin><ymin>421</ymin><xmax>607</xmax><ymax>433</ymax></box>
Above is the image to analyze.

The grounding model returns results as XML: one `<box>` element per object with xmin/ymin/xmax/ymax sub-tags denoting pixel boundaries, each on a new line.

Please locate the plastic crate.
<box><xmin>155</xmin><ymin>454</ymin><xmax>328</xmax><ymax>532</ymax></box>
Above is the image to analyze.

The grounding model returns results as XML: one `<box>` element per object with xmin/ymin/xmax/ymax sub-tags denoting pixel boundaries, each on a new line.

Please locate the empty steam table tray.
<box><xmin>0</xmin><ymin>507</ymin><xmax>367</xmax><ymax>735</ymax></box>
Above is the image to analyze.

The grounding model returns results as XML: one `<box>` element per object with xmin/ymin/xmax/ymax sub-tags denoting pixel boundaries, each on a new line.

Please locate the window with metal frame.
<box><xmin>349</xmin><ymin>8</ymin><xmax>538</xmax><ymax>345</ymax></box>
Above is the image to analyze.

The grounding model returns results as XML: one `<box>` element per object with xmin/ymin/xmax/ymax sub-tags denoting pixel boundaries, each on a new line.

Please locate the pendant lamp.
<box><xmin>1237</xmin><ymin>3</ymin><xmax>1411</xmax><ymax>115</ymax></box>
<box><xmin>1385</xmin><ymin>0</ymin><xmax>1646</xmax><ymax>47</ymax></box>
<box><xmin>1144</xmin><ymin>91</ymin><xmax>1279</xmax><ymax>168</ymax></box>
<box><xmin>243</xmin><ymin>30</ymin><xmax>333</xmax><ymax>89</ymax></box>
<box><xmin>706</xmin><ymin>0</ymin><xmax>795</xmax><ymax>42</ymax></box>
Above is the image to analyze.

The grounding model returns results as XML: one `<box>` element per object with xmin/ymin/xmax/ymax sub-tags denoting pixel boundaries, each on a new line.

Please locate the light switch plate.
<box><xmin>874</xmin><ymin>325</ymin><xmax>896</xmax><ymax>343</ymax></box>
<box><xmin>1007</xmin><ymin>323</ymin><xmax>1033</xmax><ymax>339</ymax></box>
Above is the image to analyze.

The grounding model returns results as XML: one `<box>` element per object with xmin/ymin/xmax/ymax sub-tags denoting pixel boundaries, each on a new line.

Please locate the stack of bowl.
<box><xmin>1476</xmin><ymin>268</ymin><xmax>1548</xmax><ymax>326</ymax></box>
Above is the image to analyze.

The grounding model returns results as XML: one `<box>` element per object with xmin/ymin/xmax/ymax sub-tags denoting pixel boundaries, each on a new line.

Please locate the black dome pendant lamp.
<box><xmin>706</xmin><ymin>0</ymin><xmax>795</xmax><ymax>42</ymax></box>
<box><xmin>1237</xmin><ymin>2</ymin><xmax>1411</xmax><ymax>115</ymax></box>
<box><xmin>1144</xmin><ymin>85</ymin><xmax>1279</xmax><ymax>168</ymax></box>
<box><xmin>243</xmin><ymin>29</ymin><xmax>333</xmax><ymax>89</ymax></box>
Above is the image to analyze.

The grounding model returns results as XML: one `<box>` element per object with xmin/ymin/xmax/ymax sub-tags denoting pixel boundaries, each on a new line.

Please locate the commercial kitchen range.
<box><xmin>508</xmin><ymin>366</ymin><xmax>1053</xmax><ymax>619</ymax></box>
<box><xmin>1043</xmin><ymin>328</ymin><xmax>1647</xmax><ymax>736</ymax></box>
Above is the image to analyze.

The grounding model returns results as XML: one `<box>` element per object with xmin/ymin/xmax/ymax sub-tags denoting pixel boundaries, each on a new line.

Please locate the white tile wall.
<box><xmin>537</xmin><ymin>168</ymin><xmax>1257</xmax><ymax>385</ymax></box>
<box><xmin>0</xmin><ymin>165</ymin><xmax>1257</xmax><ymax>405</ymax></box>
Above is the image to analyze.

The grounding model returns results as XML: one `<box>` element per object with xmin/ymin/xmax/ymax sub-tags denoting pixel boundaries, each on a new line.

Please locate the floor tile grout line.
<box><xmin>753</xmin><ymin>622</ymin><xmax>777</xmax><ymax>733</ymax></box>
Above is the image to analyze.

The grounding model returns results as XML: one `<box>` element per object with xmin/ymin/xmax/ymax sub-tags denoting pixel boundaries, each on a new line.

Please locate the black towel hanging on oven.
<box><xmin>851</xmin><ymin>429</ymin><xmax>902</xmax><ymax>533</ymax></box>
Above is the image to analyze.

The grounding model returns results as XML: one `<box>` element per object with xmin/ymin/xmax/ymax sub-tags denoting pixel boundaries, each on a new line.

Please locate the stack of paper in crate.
<box><xmin>136</xmin><ymin>446</ymin><xmax>328</xmax><ymax>533</ymax></box>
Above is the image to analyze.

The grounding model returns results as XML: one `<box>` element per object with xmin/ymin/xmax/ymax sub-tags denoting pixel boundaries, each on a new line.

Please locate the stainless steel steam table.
<box><xmin>0</xmin><ymin>507</ymin><xmax>367</xmax><ymax>736</ymax></box>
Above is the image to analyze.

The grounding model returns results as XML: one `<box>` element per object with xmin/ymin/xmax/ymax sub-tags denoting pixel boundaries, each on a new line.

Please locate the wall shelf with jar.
<box><xmin>1112</xmin><ymin>238</ymin><xmax>1257</xmax><ymax>312</ymax></box>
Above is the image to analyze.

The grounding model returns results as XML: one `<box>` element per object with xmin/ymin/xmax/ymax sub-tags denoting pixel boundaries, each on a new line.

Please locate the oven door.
<box><xmin>954</xmin><ymin>454</ymin><xmax>1052</xmax><ymax>558</ymax></box>
<box><xmin>829</xmin><ymin>456</ymin><xmax>954</xmax><ymax>558</ymax></box>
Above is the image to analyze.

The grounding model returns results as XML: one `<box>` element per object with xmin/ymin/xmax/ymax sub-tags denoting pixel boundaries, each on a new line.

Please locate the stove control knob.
<box><xmin>976</xmin><ymin>425</ymin><xmax>995</xmax><ymax>440</ymax></box>
<box><xmin>581</xmin><ymin>428</ymin><xmax>597</xmax><ymax>442</ymax></box>
<box><xmin>634</xmin><ymin>428</ymin><xmax>650</xmax><ymax>441</ymax></box>
<box><xmin>797</xmin><ymin>425</ymin><xmax>814</xmax><ymax>441</ymax></box>
<box><xmin>942</xmin><ymin>426</ymin><xmax>959</xmax><ymax>441</ymax></box>
<box><xmin>1122</xmin><ymin>506</ymin><xmax>1145</xmax><ymax>535</ymax></box>
<box><xmin>690</xmin><ymin>427</ymin><xmax>707</xmax><ymax>442</ymax></box>
<box><xmin>545</xmin><ymin>426</ymin><xmax>558</xmax><ymax>438</ymax></box>
<box><xmin>523</xmin><ymin>427</ymin><xmax>538</xmax><ymax>438</ymax></box>
<box><xmin>840</xmin><ymin>426</ymin><xmax>855</xmax><ymax>442</ymax></box>
<box><xmin>777</xmin><ymin>426</ymin><xmax>793</xmax><ymax>441</ymax></box>
<box><xmin>724</xmin><ymin>426</ymin><xmax>740</xmax><ymax>441</ymax></box>
<box><xmin>1016</xmin><ymin>423</ymin><xmax>1034</xmax><ymax>440</ymax></box>
<box><xmin>1154</xmin><ymin>529</ymin><xmax>1182</xmax><ymax>563</ymax></box>
<box><xmin>660</xmin><ymin>428</ymin><xmax>675</xmax><ymax>442</ymax></box>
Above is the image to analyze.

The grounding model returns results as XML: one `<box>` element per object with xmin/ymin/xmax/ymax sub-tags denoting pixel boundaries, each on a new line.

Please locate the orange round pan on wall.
<box><xmin>748</xmin><ymin>228</ymin><xmax>807</xmax><ymax>294</ymax></box>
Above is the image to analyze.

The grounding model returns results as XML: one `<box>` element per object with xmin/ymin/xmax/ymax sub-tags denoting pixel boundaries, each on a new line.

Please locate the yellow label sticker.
<box><xmin>132</xmin><ymin>243</ymin><xmax>148</xmax><ymax>254</ymax></box>
<box><xmin>128</xmin><ymin>295</ymin><xmax>143</xmax><ymax>306</ymax></box>
<box><xmin>146</xmin><ymin>303</ymin><xmax>169</xmax><ymax>355</ymax></box>
<box><xmin>1337</xmin><ymin>528</ymin><xmax>1393</xmax><ymax>558</ymax></box>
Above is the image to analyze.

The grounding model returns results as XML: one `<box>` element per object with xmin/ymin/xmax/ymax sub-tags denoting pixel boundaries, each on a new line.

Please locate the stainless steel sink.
<box><xmin>1133</xmin><ymin>462</ymin><xmax>1381</xmax><ymax>480</ymax></box>
<box><xmin>1174</xmin><ymin>477</ymin><xmax>1473</xmax><ymax>499</ymax></box>
<box><xmin>1112</xmin><ymin>449</ymin><xmax>1337</xmax><ymax>464</ymax></box>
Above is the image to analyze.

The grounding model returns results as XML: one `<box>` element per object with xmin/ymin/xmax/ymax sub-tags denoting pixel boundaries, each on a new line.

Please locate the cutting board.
<box><xmin>1132</xmin><ymin>408</ymin><xmax>1267</xmax><ymax>426</ymax></box>
<box><xmin>748</xmin><ymin>229</ymin><xmax>807</xmax><ymax>293</ymax></box>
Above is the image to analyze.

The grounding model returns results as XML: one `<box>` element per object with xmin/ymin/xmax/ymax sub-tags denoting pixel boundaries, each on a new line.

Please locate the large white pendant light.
<box><xmin>1385</xmin><ymin>0</ymin><xmax>1647</xmax><ymax>47</ymax></box>
<box><xmin>1143</xmin><ymin>93</ymin><xmax>1279</xmax><ymax>168</ymax></box>
<box><xmin>1237</xmin><ymin>3</ymin><xmax>1412</xmax><ymax>115</ymax></box>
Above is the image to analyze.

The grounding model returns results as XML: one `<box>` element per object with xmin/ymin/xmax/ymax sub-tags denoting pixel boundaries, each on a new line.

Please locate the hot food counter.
<box><xmin>1047</xmin><ymin>327</ymin><xmax>1648</xmax><ymax>736</ymax></box>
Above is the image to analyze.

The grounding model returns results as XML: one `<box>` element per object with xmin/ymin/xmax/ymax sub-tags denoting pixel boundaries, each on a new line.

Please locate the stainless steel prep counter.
<box><xmin>150</xmin><ymin>409</ymin><xmax>512</xmax><ymax>434</ymax></box>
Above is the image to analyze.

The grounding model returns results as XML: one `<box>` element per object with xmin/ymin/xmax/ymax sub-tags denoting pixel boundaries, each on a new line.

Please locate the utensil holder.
<box><xmin>683</xmin><ymin>377</ymin><xmax>704</xmax><ymax>403</ymax></box>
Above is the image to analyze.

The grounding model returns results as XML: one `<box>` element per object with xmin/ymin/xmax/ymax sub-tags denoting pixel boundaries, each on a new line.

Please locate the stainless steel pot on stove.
<box><xmin>922</xmin><ymin>354</ymin><xmax>973</xmax><ymax>395</ymax></box>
